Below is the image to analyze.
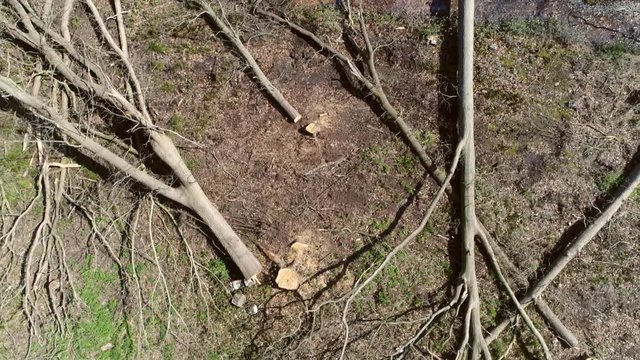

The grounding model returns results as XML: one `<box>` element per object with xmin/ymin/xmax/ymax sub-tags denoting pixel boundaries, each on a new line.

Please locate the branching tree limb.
<box><xmin>0</xmin><ymin>0</ymin><xmax>263</xmax><ymax>279</ymax></box>
<box><xmin>487</xmin><ymin>161</ymin><xmax>640</xmax><ymax>345</ymax></box>
<box><xmin>456</xmin><ymin>1</ymin><xmax>491</xmax><ymax>357</ymax></box>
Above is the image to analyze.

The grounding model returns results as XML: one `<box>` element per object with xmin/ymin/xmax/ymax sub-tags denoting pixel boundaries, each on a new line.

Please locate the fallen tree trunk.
<box><xmin>486</xmin><ymin>160</ymin><xmax>640</xmax><ymax>344</ymax></box>
<box><xmin>0</xmin><ymin>75</ymin><xmax>262</xmax><ymax>279</ymax></box>
<box><xmin>0</xmin><ymin>0</ymin><xmax>262</xmax><ymax>279</ymax></box>
<box><xmin>194</xmin><ymin>0</ymin><xmax>302</xmax><ymax>123</ymax></box>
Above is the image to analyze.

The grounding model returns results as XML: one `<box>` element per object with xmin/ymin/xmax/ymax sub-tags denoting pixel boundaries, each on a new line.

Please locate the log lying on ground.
<box><xmin>456</xmin><ymin>0</ymin><xmax>491</xmax><ymax>356</ymax></box>
<box><xmin>0</xmin><ymin>0</ymin><xmax>262</xmax><ymax>279</ymax></box>
<box><xmin>486</xmin><ymin>160</ymin><xmax>640</xmax><ymax>345</ymax></box>
<box><xmin>193</xmin><ymin>0</ymin><xmax>302</xmax><ymax>122</ymax></box>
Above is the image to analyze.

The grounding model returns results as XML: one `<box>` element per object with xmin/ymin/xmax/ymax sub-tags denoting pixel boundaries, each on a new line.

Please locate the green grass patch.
<box><xmin>596</xmin><ymin>41</ymin><xmax>636</xmax><ymax>59</ymax></box>
<box><xmin>364</xmin><ymin>145</ymin><xmax>391</xmax><ymax>174</ymax></box>
<box><xmin>160</xmin><ymin>81</ymin><xmax>177</xmax><ymax>93</ymax></box>
<box><xmin>168</xmin><ymin>114</ymin><xmax>186</xmax><ymax>132</ymax></box>
<box><xmin>500</xmin><ymin>19</ymin><xmax>545</xmax><ymax>37</ymax></box>
<box><xmin>395</xmin><ymin>154</ymin><xmax>415</xmax><ymax>172</ymax></box>
<box><xmin>598</xmin><ymin>170</ymin><xmax>623</xmax><ymax>193</ymax></box>
<box><xmin>1</xmin><ymin>145</ymin><xmax>30</xmax><ymax>173</ymax></box>
<box><xmin>293</xmin><ymin>5</ymin><xmax>342</xmax><ymax>35</ymax></box>
<box><xmin>476</xmin><ymin>22</ymin><xmax>499</xmax><ymax>43</ymax></box>
<box><xmin>0</xmin><ymin>145</ymin><xmax>35</xmax><ymax>204</ymax></box>
<box><xmin>148</xmin><ymin>40</ymin><xmax>168</xmax><ymax>54</ymax></box>
<box><xmin>374</xmin><ymin>289</ymin><xmax>391</xmax><ymax>305</ymax></box>
<box><xmin>151</xmin><ymin>60</ymin><xmax>166</xmax><ymax>71</ymax></box>
<box><xmin>64</xmin><ymin>267</ymin><xmax>133</xmax><ymax>359</ymax></box>
<box><xmin>416</xmin><ymin>129</ymin><xmax>439</xmax><ymax>150</ymax></box>
<box><xmin>419</xmin><ymin>19</ymin><xmax>443</xmax><ymax>39</ymax></box>
<box><xmin>598</xmin><ymin>170</ymin><xmax>640</xmax><ymax>201</ymax></box>
<box><xmin>207</xmin><ymin>258</ymin><xmax>230</xmax><ymax>282</ymax></box>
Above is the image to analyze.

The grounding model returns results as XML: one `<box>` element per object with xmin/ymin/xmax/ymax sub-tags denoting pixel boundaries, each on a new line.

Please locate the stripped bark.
<box><xmin>456</xmin><ymin>1</ymin><xmax>490</xmax><ymax>357</ymax></box>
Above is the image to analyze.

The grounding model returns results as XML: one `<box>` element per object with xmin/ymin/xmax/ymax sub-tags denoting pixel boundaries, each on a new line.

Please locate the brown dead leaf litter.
<box><xmin>131</xmin><ymin>2</ymin><xmax>639</xmax><ymax>357</ymax></box>
<box><xmin>0</xmin><ymin>0</ymin><xmax>638</xmax><ymax>358</ymax></box>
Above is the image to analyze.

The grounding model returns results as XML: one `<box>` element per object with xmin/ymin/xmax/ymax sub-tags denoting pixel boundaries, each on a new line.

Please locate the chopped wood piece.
<box><xmin>248</xmin><ymin>304</ymin><xmax>258</xmax><ymax>315</ymax></box>
<box><xmin>231</xmin><ymin>293</ymin><xmax>246</xmax><ymax>307</ymax></box>
<box><xmin>229</xmin><ymin>280</ymin><xmax>243</xmax><ymax>291</ymax></box>
<box><xmin>304</xmin><ymin>122</ymin><xmax>319</xmax><ymax>135</ymax></box>
<box><xmin>275</xmin><ymin>268</ymin><xmax>299</xmax><ymax>290</ymax></box>
<box><xmin>290</xmin><ymin>242</ymin><xmax>309</xmax><ymax>252</ymax></box>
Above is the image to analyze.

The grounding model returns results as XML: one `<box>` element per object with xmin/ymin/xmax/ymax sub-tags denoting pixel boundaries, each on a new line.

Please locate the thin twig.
<box><xmin>340</xmin><ymin>138</ymin><xmax>467</xmax><ymax>359</ymax></box>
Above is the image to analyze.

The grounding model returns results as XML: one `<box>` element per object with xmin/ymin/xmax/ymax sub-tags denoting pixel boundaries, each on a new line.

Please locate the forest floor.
<box><xmin>0</xmin><ymin>0</ymin><xmax>638</xmax><ymax>359</ymax></box>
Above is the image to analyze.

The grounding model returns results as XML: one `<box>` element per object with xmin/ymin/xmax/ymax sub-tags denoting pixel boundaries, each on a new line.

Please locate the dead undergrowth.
<box><xmin>0</xmin><ymin>0</ymin><xmax>639</xmax><ymax>359</ymax></box>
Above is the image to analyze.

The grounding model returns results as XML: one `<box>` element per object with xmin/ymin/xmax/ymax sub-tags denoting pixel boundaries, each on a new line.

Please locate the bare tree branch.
<box><xmin>487</xmin><ymin>161</ymin><xmax>640</xmax><ymax>345</ymax></box>
<box><xmin>195</xmin><ymin>0</ymin><xmax>302</xmax><ymax>122</ymax></box>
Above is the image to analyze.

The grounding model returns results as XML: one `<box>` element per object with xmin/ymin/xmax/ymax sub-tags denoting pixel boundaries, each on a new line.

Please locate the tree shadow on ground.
<box><xmin>243</xmin><ymin>7</ymin><xmax>470</xmax><ymax>358</ymax></box>
<box><xmin>529</xmin><ymin>144</ymin><xmax>640</xmax><ymax>285</ymax></box>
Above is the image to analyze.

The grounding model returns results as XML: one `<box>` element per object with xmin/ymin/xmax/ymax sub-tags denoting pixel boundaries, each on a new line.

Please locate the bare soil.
<box><xmin>0</xmin><ymin>0</ymin><xmax>638</xmax><ymax>359</ymax></box>
<box><xmin>128</xmin><ymin>2</ymin><xmax>639</xmax><ymax>358</ymax></box>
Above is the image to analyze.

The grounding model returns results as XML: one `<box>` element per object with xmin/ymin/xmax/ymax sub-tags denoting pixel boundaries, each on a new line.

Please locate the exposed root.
<box><xmin>1</xmin><ymin>0</ymin><xmax>263</xmax><ymax>279</ymax></box>
<box><xmin>156</xmin><ymin>202</ymin><xmax>212</xmax><ymax>319</ymax></box>
<box><xmin>128</xmin><ymin>200</ymin><xmax>149</xmax><ymax>356</ymax></box>
<box><xmin>477</xmin><ymin>230</ymin><xmax>552</xmax><ymax>359</ymax></box>
<box><xmin>147</xmin><ymin>197</ymin><xmax>174</xmax><ymax>340</ymax></box>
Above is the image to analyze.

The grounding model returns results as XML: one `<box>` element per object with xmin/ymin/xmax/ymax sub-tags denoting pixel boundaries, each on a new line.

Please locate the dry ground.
<box><xmin>0</xmin><ymin>0</ymin><xmax>638</xmax><ymax>359</ymax></box>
